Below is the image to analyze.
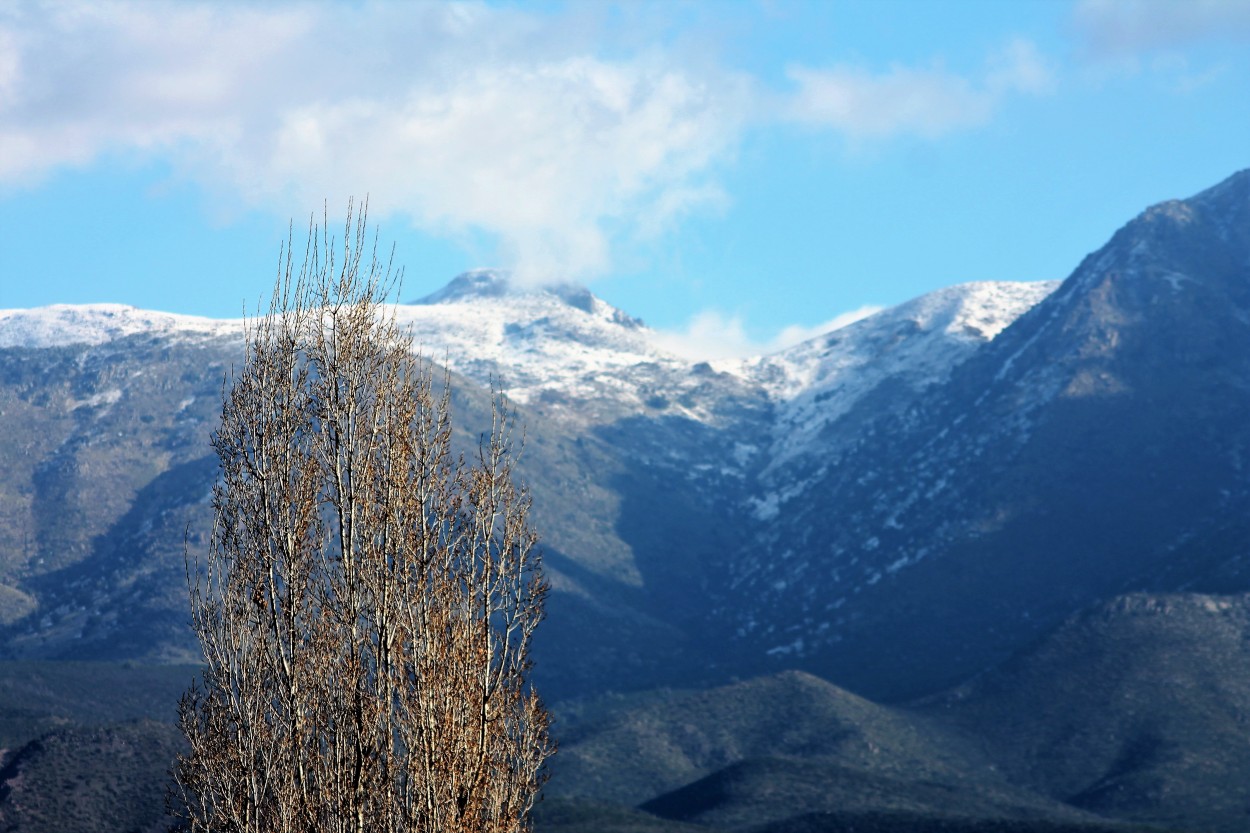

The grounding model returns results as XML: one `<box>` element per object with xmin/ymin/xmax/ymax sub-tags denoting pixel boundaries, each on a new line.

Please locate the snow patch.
<box><xmin>1160</xmin><ymin>272</ymin><xmax>1191</xmax><ymax>292</ymax></box>
<box><xmin>766</xmin><ymin>637</ymin><xmax>805</xmax><ymax>657</ymax></box>
<box><xmin>70</xmin><ymin>389</ymin><xmax>122</xmax><ymax>411</ymax></box>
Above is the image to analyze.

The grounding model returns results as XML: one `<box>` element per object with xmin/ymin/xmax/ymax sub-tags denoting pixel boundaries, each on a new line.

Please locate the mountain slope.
<box><xmin>725</xmin><ymin>169</ymin><xmax>1250</xmax><ymax>700</ymax></box>
<box><xmin>0</xmin><ymin>720</ymin><xmax>183</xmax><ymax>833</ymax></box>
<box><xmin>922</xmin><ymin>591</ymin><xmax>1250</xmax><ymax>833</ymax></box>
<box><xmin>0</xmin><ymin>267</ymin><xmax>1051</xmax><ymax>699</ymax></box>
<box><xmin>640</xmin><ymin>758</ymin><xmax>1121</xmax><ymax>832</ymax></box>
<box><xmin>7</xmin><ymin>201</ymin><xmax>1249</xmax><ymax>829</ymax></box>
<box><xmin>2</xmin><ymin>171</ymin><xmax>1246</xmax><ymax>708</ymax></box>
<box><xmin>740</xmin><ymin>279</ymin><xmax>1057</xmax><ymax>498</ymax></box>
<box><xmin>551</xmin><ymin>670</ymin><xmax>1103</xmax><ymax>825</ymax></box>
<box><xmin>551</xmin><ymin>670</ymin><xmax>985</xmax><ymax>806</ymax></box>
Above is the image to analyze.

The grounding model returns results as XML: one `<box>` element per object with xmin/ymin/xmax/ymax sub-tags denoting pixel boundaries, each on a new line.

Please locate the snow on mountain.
<box><xmin>396</xmin><ymin>269</ymin><xmax>691</xmax><ymax>418</ymax></box>
<box><xmin>722</xmin><ymin>170</ymin><xmax>1250</xmax><ymax>699</ymax></box>
<box><xmin>739</xmin><ymin>280</ymin><xmax>1059</xmax><ymax>479</ymax></box>
<box><xmin>0</xmin><ymin>270</ymin><xmax>1074</xmax><ymax>699</ymax></box>
<box><xmin>0</xmin><ymin>271</ymin><xmax>1057</xmax><ymax>438</ymax></box>
<box><xmin>400</xmin><ymin>271</ymin><xmax>660</xmax><ymax>390</ymax></box>
<box><xmin>0</xmin><ymin>272</ymin><xmax>705</xmax><ymax>425</ymax></box>
<box><xmin>401</xmin><ymin>272</ymin><xmax>1056</xmax><ymax>434</ymax></box>
<box><xmin>410</xmin><ymin>273</ymin><xmax>1055</xmax><ymax>513</ymax></box>
<box><xmin>0</xmin><ymin>304</ymin><xmax>241</xmax><ymax>349</ymax></box>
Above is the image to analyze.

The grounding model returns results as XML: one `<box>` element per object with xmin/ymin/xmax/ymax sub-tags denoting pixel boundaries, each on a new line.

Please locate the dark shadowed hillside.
<box><xmin>0</xmin><ymin>720</ymin><xmax>182</xmax><ymax>833</ymax></box>
<box><xmin>551</xmin><ymin>671</ymin><xmax>994</xmax><ymax>806</ymax></box>
<box><xmin>922</xmin><ymin>592</ymin><xmax>1250</xmax><ymax>833</ymax></box>
<box><xmin>0</xmin><ymin>661</ymin><xmax>195</xmax><ymax>749</ymax></box>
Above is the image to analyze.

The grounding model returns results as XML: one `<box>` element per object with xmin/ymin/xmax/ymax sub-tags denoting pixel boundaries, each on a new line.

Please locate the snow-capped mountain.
<box><xmin>724</xmin><ymin>168</ymin><xmax>1250</xmax><ymax>698</ymax></box>
<box><xmin>0</xmin><ymin>269</ymin><xmax>1055</xmax><ymax>694</ymax></box>
<box><xmin>0</xmin><ymin>265</ymin><xmax>1051</xmax><ymax>436</ymax></box>
<box><xmin>0</xmin><ymin>170</ymin><xmax>1247</xmax><ymax>704</ymax></box>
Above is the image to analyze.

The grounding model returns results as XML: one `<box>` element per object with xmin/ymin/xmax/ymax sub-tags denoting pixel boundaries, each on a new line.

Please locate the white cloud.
<box><xmin>0</xmin><ymin>3</ymin><xmax>1058</xmax><ymax>284</ymax></box>
<box><xmin>232</xmin><ymin>57</ymin><xmax>747</xmax><ymax>282</ymax></box>
<box><xmin>783</xmin><ymin>39</ymin><xmax>1053</xmax><ymax>140</ymax></box>
<box><xmin>1073</xmin><ymin>0</ymin><xmax>1250</xmax><ymax>57</ymax></box>
<box><xmin>770</xmin><ymin>306</ymin><xmax>883</xmax><ymax>350</ymax></box>
<box><xmin>652</xmin><ymin>310</ymin><xmax>756</xmax><ymax>361</ymax></box>
<box><xmin>653</xmin><ymin>305</ymin><xmax>881</xmax><ymax>361</ymax></box>
<box><xmin>0</xmin><ymin>1</ymin><xmax>750</xmax><ymax>282</ymax></box>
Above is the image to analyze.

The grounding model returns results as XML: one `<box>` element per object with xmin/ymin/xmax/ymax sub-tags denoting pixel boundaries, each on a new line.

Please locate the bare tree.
<box><xmin>172</xmin><ymin>206</ymin><xmax>552</xmax><ymax>833</ymax></box>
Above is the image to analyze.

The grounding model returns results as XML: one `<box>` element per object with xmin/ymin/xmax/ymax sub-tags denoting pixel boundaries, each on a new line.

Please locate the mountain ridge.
<box><xmin>0</xmin><ymin>169</ymin><xmax>1246</xmax><ymax>706</ymax></box>
<box><xmin>720</xmin><ymin>167</ymin><xmax>1250</xmax><ymax>699</ymax></box>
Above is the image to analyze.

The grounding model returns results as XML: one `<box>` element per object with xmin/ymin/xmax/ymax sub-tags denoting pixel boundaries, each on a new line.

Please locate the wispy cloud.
<box><xmin>653</xmin><ymin>305</ymin><xmax>881</xmax><ymax>361</ymax></box>
<box><xmin>1073</xmin><ymin>0</ymin><xmax>1250</xmax><ymax>57</ymax></box>
<box><xmin>782</xmin><ymin>38</ymin><xmax>1053</xmax><ymax>140</ymax></box>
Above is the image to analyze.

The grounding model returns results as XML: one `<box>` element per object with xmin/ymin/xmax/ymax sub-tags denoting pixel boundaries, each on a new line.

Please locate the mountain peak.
<box><xmin>412</xmin><ymin>269</ymin><xmax>515</xmax><ymax>304</ymax></box>
<box><xmin>409</xmin><ymin>269</ymin><xmax>642</xmax><ymax>327</ymax></box>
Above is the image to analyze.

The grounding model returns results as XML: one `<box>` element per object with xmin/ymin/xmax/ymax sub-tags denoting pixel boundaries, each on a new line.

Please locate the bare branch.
<box><xmin>172</xmin><ymin>206</ymin><xmax>552</xmax><ymax>833</ymax></box>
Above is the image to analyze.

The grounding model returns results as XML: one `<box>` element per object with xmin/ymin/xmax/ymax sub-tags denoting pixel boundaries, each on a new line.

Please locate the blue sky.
<box><xmin>1</xmin><ymin>0</ymin><xmax>1248</xmax><ymax>358</ymax></box>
